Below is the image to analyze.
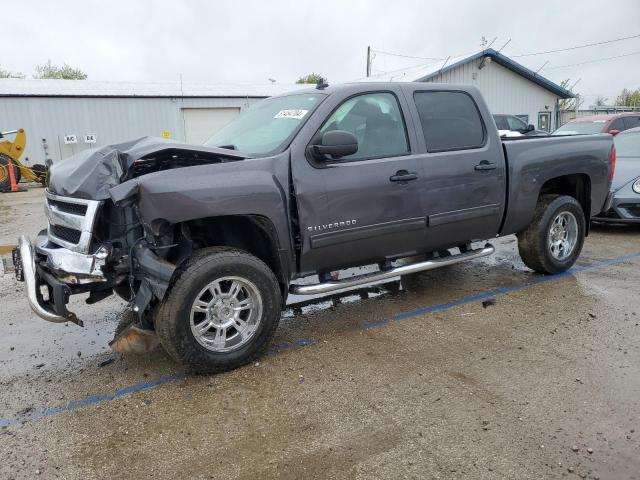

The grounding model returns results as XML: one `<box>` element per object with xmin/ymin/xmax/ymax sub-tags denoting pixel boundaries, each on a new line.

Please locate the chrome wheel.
<box><xmin>189</xmin><ymin>276</ymin><xmax>263</xmax><ymax>353</ymax></box>
<box><xmin>548</xmin><ymin>211</ymin><xmax>578</xmax><ymax>261</ymax></box>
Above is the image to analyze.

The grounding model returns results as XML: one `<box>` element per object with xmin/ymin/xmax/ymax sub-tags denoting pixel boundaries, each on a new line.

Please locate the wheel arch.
<box><xmin>538</xmin><ymin>173</ymin><xmax>591</xmax><ymax>235</ymax></box>
<box><xmin>504</xmin><ymin>172</ymin><xmax>592</xmax><ymax>237</ymax></box>
<box><xmin>169</xmin><ymin>214</ymin><xmax>290</xmax><ymax>298</ymax></box>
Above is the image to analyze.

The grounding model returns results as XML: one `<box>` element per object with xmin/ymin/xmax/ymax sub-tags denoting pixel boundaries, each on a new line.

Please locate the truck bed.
<box><xmin>499</xmin><ymin>134</ymin><xmax>613</xmax><ymax>235</ymax></box>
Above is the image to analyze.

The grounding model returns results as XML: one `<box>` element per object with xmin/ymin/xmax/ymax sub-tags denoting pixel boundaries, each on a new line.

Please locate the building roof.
<box><xmin>362</xmin><ymin>48</ymin><xmax>575</xmax><ymax>99</ymax></box>
<box><xmin>0</xmin><ymin>78</ymin><xmax>307</xmax><ymax>98</ymax></box>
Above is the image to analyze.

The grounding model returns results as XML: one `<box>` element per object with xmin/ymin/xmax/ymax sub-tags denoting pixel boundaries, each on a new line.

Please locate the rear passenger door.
<box><xmin>405</xmin><ymin>87</ymin><xmax>506</xmax><ymax>249</ymax></box>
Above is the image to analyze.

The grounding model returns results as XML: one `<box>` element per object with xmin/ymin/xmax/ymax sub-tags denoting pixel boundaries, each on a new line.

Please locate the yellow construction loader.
<box><xmin>0</xmin><ymin>129</ymin><xmax>47</xmax><ymax>190</ymax></box>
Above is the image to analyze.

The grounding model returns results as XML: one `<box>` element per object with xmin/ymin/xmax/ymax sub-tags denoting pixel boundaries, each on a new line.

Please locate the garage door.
<box><xmin>183</xmin><ymin>108</ymin><xmax>240</xmax><ymax>145</ymax></box>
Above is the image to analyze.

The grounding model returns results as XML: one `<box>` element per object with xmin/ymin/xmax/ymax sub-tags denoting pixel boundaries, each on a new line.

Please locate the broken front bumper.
<box><xmin>13</xmin><ymin>234</ymin><xmax>110</xmax><ymax>326</ymax></box>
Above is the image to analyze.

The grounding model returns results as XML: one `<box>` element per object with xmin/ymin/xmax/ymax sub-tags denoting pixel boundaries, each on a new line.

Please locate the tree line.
<box><xmin>0</xmin><ymin>60</ymin><xmax>87</xmax><ymax>80</ymax></box>
<box><xmin>551</xmin><ymin>78</ymin><xmax>639</xmax><ymax>110</ymax></box>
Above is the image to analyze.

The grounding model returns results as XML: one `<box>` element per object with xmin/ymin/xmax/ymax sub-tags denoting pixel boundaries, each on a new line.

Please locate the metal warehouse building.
<box><xmin>369</xmin><ymin>48</ymin><xmax>575</xmax><ymax>132</ymax></box>
<box><xmin>0</xmin><ymin>79</ymin><xmax>304</xmax><ymax>165</ymax></box>
<box><xmin>2</xmin><ymin>51</ymin><xmax>575</xmax><ymax>166</ymax></box>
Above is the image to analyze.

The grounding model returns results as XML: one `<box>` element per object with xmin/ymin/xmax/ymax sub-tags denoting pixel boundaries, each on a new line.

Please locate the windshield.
<box><xmin>552</xmin><ymin>121</ymin><xmax>606</xmax><ymax>136</ymax></box>
<box><xmin>204</xmin><ymin>93</ymin><xmax>325</xmax><ymax>155</ymax></box>
<box><xmin>614</xmin><ymin>131</ymin><xmax>640</xmax><ymax>158</ymax></box>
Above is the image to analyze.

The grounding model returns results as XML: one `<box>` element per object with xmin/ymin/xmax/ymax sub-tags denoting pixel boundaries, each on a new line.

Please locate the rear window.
<box><xmin>414</xmin><ymin>91</ymin><xmax>485</xmax><ymax>152</ymax></box>
<box><xmin>552</xmin><ymin>121</ymin><xmax>606</xmax><ymax>135</ymax></box>
<box><xmin>609</xmin><ymin>118</ymin><xmax>626</xmax><ymax>131</ymax></box>
<box><xmin>624</xmin><ymin>117</ymin><xmax>640</xmax><ymax>130</ymax></box>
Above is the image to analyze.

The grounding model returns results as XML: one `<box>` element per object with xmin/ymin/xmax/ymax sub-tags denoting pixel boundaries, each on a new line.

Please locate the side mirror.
<box><xmin>311</xmin><ymin>130</ymin><xmax>358</xmax><ymax>160</ymax></box>
<box><xmin>608</xmin><ymin>129</ymin><xmax>621</xmax><ymax>136</ymax></box>
<box><xmin>526</xmin><ymin>124</ymin><xmax>535</xmax><ymax>133</ymax></box>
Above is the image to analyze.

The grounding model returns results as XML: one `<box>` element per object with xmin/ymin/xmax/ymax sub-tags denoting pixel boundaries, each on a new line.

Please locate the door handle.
<box><xmin>390</xmin><ymin>170</ymin><xmax>419</xmax><ymax>183</ymax></box>
<box><xmin>474</xmin><ymin>161</ymin><xmax>497</xmax><ymax>171</ymax></box>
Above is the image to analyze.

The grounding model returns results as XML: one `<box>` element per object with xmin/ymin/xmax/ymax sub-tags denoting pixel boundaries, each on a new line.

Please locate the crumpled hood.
<box><xmin>47</xmin><ymin>136</ymin><xmax>247</xmax><ymax>200</ymax></box>
<box><xmin>611</xmin><ymin>156</ymin><xmax>640</xmax><ymax>192</ymax></box>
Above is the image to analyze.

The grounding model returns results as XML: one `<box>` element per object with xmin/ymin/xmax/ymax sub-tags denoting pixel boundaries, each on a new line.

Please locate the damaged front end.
<box><xmin>14</xmin><ymin>189</ymin><xmax>175</xmax><ymax>332</ymax></box>
<box><xmin>13</xmin><ymin>136</ymin><xmax>247</xmax><ymax>350</ymax></box>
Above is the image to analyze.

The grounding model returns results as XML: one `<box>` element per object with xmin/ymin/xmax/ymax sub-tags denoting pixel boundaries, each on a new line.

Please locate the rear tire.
<box><xmin>517</xmin><ymin>195</ymin><xmax>586</xmax><ymax>274</ymax></box>
<box><xmin>155</xmin><ymin>247</ymin><xmax>282</xmax><ymax>373</ymax></box>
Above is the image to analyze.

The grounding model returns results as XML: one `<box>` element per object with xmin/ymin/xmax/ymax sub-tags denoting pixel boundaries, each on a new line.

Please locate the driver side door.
<box><xmin>290</xmin><ymin>89</ymin><xmax>427</xmax><ymax>275</ymax></box>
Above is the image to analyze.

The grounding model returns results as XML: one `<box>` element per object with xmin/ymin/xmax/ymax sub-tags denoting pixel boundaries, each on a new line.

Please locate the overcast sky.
<box><xmin>3</xmin><ymin>0</ymin><xmax>640</xmax><ymax>105</ymax></box>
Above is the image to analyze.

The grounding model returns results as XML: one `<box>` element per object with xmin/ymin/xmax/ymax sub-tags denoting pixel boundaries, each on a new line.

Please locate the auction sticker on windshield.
<box><xmin>274</xmin><ymin>109</ymin><xmax>308</xmax><ymax>119</ymax></box>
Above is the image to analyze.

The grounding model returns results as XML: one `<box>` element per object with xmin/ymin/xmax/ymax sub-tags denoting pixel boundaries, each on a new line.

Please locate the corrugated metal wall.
<box><xmin>425</xmin><ymin>59</ymin><xmax>560</xmax><ymax>131</ymax></box>
<box><xmin>0</xmin><ymin>96</ymin><xmax>262</xmax><ymax>164</ymax></box>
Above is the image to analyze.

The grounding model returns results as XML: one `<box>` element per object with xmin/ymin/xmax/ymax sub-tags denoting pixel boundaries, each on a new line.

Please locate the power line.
<box><xmin>362</xmin><ymin>43</ymin><xmax>640</xmax><ymax>83</ymax></box>
<box><xmin>366</xmin><ymin>60</ymin><xmax>436</xmax><ymax>79</ymax></box>
<box><xmin>511</xmin><ymin>33</ymin><xmax>640</xmax><ymax>57</ymax></box>
<box><xmin>371</xmin><ymin>48</ymin><xmax>442</xmax><ymax>61</ymax></box>
<box><xmin>544</xmin><ymin>50</ymin><xmax>640</xmax><ymax>70</ymax></box>
<box><xmin>373</xmin><ymin>32</ymin><xmax>640</xmax><ymax>65</ymax></box>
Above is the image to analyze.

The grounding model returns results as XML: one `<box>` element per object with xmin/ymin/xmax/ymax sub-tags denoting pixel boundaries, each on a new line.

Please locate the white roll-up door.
<box><xmin>182</xmin><ymin>108</ymin><xmax>240</xmax><ymax>145</ymax></box>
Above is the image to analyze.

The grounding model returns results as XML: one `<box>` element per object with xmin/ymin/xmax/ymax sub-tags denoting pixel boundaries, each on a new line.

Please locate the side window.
<box><xmin>413</xmin><ymin>91</ymin><xmax>485</xmax><ymax>152</ymax></box>
<box><xmin>624</xmin><ymin>117</ymin><xmax>640</xmax><ymax>130</ymax></box>
<box><xmin>507</xmin><ymin>115</ymin><xmax>528</xmax><ymax>131</ymax></box>
<box><xmin>493</xmin><ymin>115</ymin><xmax>508</xmax><ymax>130</ymax></box>
<box><xmin>318</xmin><ymin>92</ymin><xmax>409</xmax><ymax>161</ymax></box>
<box><xmin>610</xmin><ymin>118</ymin><xmax>626</xmax><ymax>131</ymax></box>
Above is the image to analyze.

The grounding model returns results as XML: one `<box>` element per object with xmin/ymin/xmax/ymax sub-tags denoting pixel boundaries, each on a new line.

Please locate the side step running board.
<box><xmin>290</xmin><ymin>243</ymin><xmax>495</xmax><ymax>296</ymax></box>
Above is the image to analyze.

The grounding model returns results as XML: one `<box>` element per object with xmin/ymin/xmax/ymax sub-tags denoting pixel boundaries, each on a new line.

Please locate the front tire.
<box><xmin>517</xmin><ymin>195</ymin><xmax>586</xmax><ymax>274</ymax></box>
<box><xmin>155</xmin><ymin>247</ymin><xmax>282</xmax><ymax>373</ymax></box>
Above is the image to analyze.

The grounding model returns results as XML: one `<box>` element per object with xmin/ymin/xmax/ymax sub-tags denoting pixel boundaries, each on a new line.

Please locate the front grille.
<box><xmin>45</xmin><ymin>191</ymin><xmax>102</xmax><ymax>253</ymax></box>
<box><xmin>51</xmin><ymin>225</ymin><xmax>82</xmax><ymax>244</ymax></box>
<box><xmin>47</xmin><ymin>198</ymin><xmax>88</xmax><ymax>216</ymax></box>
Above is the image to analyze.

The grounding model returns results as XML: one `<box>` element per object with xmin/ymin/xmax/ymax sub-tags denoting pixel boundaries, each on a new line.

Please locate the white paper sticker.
<box><xmin>63</xmin><ymin>134</ymin><xmax>77</xmax><ymax>144</ymax></box>
<box><xmin>84</xmin><ymin>134</ymin><xmax>97</xmax><ymax>144</ymax></box>
<box><xmin>274</xmin><ymin>109</ymin><xmax>308</xmax><ymax>119</ymax></box>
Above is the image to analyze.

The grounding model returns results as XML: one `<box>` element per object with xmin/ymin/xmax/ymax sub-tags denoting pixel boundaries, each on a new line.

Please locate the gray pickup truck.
<box><xmin>13</xmin><ymin>82</ymin><xmax>615</xmax><ymax>372</ymax></box>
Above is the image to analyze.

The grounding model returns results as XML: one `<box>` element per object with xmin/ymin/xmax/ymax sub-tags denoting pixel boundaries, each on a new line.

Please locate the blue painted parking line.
<box><xmin>0</xmin><ymin>375</ymin><xmax>178</xmax><ymax>428</ymax></box>
<box><xmin>391</xmin><ymin>251</ymin><xmax>640</xmax><ymax>322</ymax></box>
<box><xmin>2</xmin><ymin>251</ymin><xmax>639</xmax><ymax>428</ymax></box>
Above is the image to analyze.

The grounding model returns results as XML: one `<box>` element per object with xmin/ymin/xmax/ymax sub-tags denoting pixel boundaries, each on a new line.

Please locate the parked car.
<box><xmin>553</xmin><ymin>112</ymin><xmax>640</xmax><ymax>136</ymax></box>
<box><xmin>493</xmin><ymin>114</ymin><xmax>548</xmax><ymax>136</ymax></box>
<box><xmin>14</xmin><ymin>82</ymin><xmax>614</xmax><ymax>373</ymax></box>
<box><xmin>594</xmin><ymin>126</ymin><xmax>640</xmax><ymax>224</ymax></box>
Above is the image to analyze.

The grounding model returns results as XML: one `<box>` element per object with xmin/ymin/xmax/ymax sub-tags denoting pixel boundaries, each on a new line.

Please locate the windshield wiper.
<box><xmin>217</xmin><ymin>144</ymin><xmax>237</xmax><ymax>150</ymax></box>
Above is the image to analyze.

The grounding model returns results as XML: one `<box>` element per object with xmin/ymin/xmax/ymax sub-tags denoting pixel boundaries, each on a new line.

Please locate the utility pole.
<box><xmin>366</xmin><ymin>46</ymin><xmax>371</xmax><ymax>77</ymax></box>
